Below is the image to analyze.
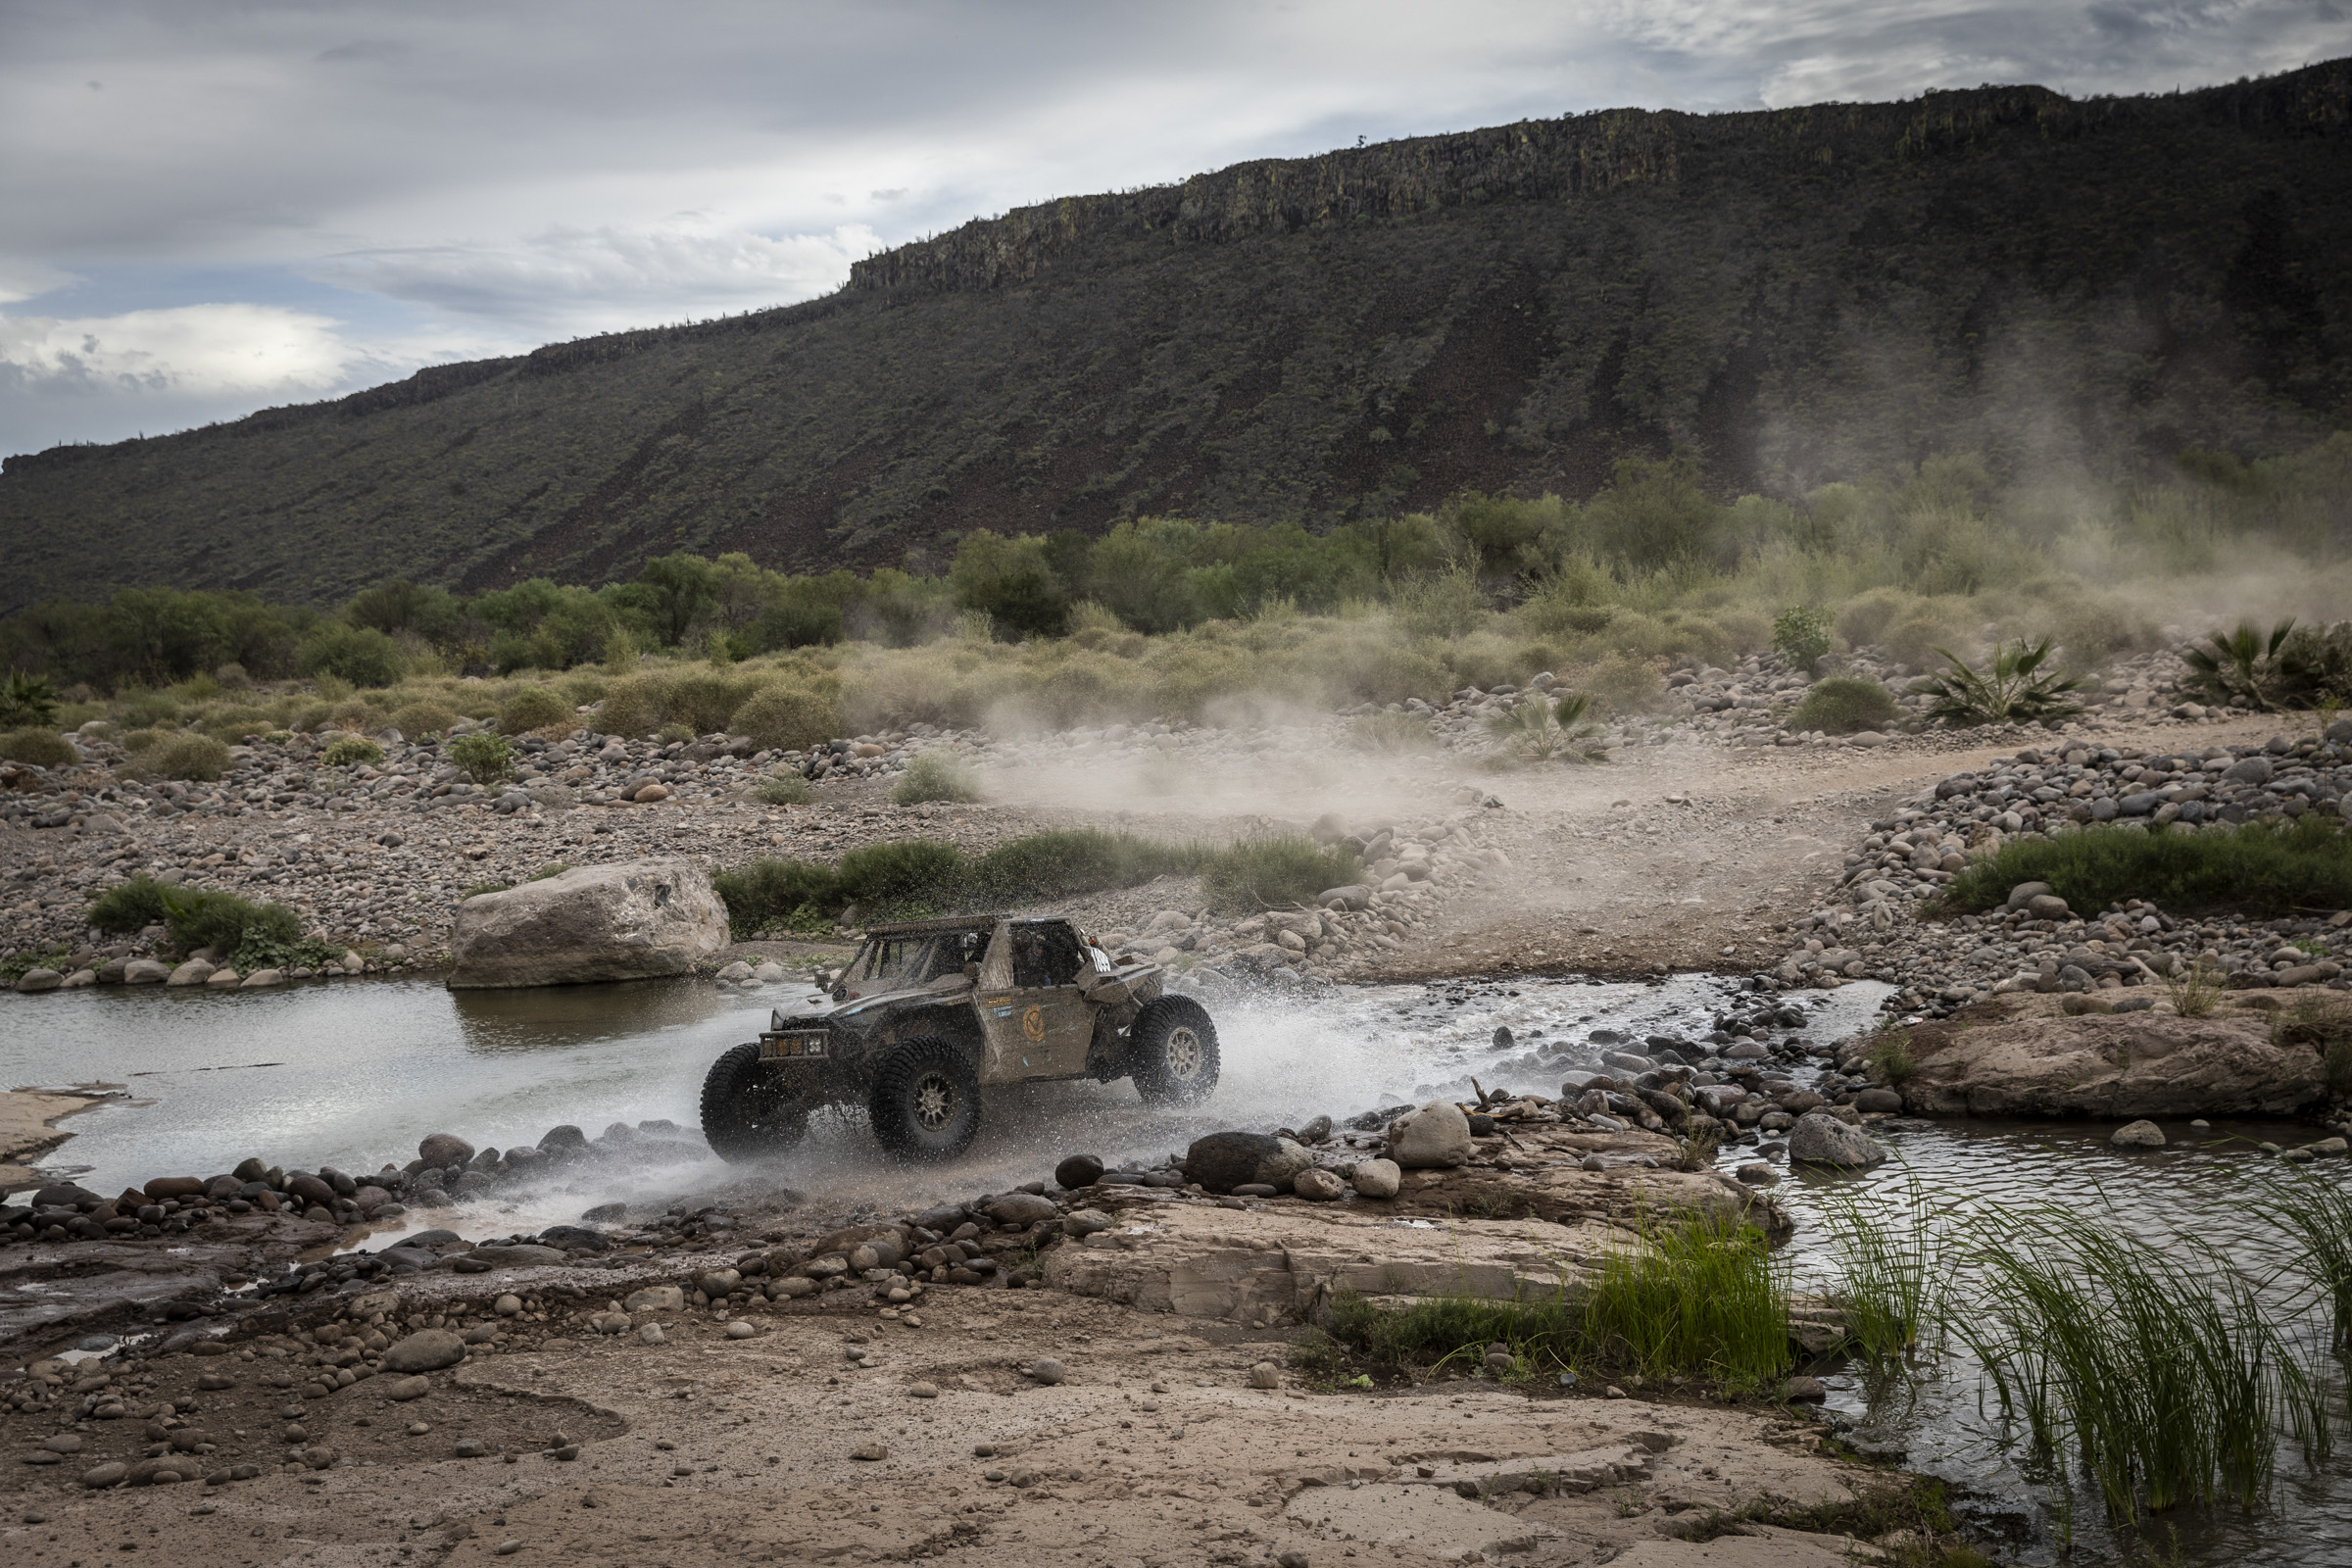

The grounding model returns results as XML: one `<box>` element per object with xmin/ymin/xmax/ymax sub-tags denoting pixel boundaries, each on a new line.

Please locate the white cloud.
<box><xmin>309</xmin><ymin>222</ymin><xmax>883</xmax><ymax>331</ymax></box>
<box><xmin>0</xmin><ymin>303</ymin><xmax>359</xmax><ymax>396</ymax></box>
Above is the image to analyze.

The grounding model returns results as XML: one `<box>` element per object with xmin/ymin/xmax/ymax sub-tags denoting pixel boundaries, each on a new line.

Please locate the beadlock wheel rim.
<box><xmin>911</xmin><ymin>1072</ymin><xmax>957</xmax><ymax>1132</ymax></box>
<box><xmin>1164</xmin><ymin>1026</ymin><xmax>1202</xmax><ymax>1080</ymax></box>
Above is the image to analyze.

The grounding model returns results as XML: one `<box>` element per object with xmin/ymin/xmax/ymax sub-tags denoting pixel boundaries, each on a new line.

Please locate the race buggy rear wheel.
<box><xmin>700</xmin><ymin>1042</ymin><xmax>810</xmax><ymax>1162</ymax></box>
<box><xmin>868</xmin><ymin>1036</ymin><xmax>981</xmax><ymax>1161</ymax></box>
<box><xmin>1129</xmin><ymin>995</ymin><xmax>1220</xmax><ymax>1105</ymax></box>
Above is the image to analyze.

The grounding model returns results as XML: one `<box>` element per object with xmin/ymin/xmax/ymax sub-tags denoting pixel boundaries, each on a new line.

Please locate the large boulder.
<box><xmin>445</xmin><ymin>859</ymin><xmax>729</xmax><ymax>989</ymax></box>
<box><xmin>1863</xmin><ymin>1010</ymin><xmax>2327</xmax><ymax>1118</ymax></box>
<box><xmin>1390</xmin><ymin>1101</ymin><xmax>1474</xmax><ymax>1169</ymax></box>
<box><xmin>1788</xmin><ymin>1112</ymin><xmax>1888</xmax><ymax>1169</ymax></box>
<box><xmin>1183</xmin><ymin>1132</ymin><xmax>1314</xmax><ymax>1195</ymax></box>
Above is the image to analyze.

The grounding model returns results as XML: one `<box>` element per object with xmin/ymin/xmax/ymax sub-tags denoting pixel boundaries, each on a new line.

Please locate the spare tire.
<box><xmin>700</xmin><ymin>1042</ymin><xmax>809</xmax><ymax>1162</ymax></box>
<box><xmin>1129</xmin><ymin>995</ymin><xmax>1220</xmax><ymax>1105</ymax></box>
<box><xmin>868</xmin><ymin>1036</ymin><xmax>981</xmax><ymax>1160</ymax></box>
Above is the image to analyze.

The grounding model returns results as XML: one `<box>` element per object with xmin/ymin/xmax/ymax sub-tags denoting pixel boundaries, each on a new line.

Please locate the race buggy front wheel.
<box><xmin>700</xmin><ymin>1042</ymin><xmax>810</xmax><ymax>1162</ymax></box>
<box><xmin>1129</xmin><ymin>995</ymin><xmax>1221</xmax><ymax>1105</ymax></box>
<box><xmin>868</xmin><ymin>1036</ymin><xmax>981</xmax><ymax>1161</ymax></box>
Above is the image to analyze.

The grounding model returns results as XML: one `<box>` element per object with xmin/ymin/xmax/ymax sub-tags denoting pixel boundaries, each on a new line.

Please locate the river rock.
<box><xmin>1788</xmin><ymin>1112</ymin><xmax>1888</xmax><ymax>1168</ymax></box>
<box><xmin>470</xmin><ymin>1244</ymin><xmax>568</xmax><ymax>1268</ymax></box>
<box><xmin>1390</xmin><ymin>1100</ymin><xmax>1474</xmax><ymax>1168</ymax></box>
<box><xmin>1293</xmin><ymin>1168</ymin><xmax>1347</xmax><ymax>1201</ymax></box>
<box><xmin>1063</xmin><ymin>1208</ymin><xmax>1113</xmax><ymax>1237</ymax></box>
<box><xmin>1874</xmin><ymin>1011</ymin><xmax>2326</xmax><ymax>1118</ymax></box>
<box><xmin>984</xmin><ymin>1193</ymin><xmax>1059</xmax><ymax>1227</ymax></box>
<box><xmin>417</xmin><ymin>1132</ymin><xmax>474</xmax><ymax>1167</ymax></box>
<box><xmin>1348</xmin><ymin>1157</ymin><xmax>1401</xmax><ymax>1199</ymax></box>
<box><xmin>624</xmin><ymin>1285</ymin><xmax>685</xmax><ymax>1312</ymax></box>
<box><xmin>1054</xmin><ymin>1153</ymin><xmax>1104</xmax><ymax>1190</ymax></box>
<box><xmin>14</xmin><ymin>967</ymin><xmax>61</xmax><ymax>993</ymax></box>
<box><xmin>165</xmin><ymin>958</ymin><xmax>215</xmax><ymax>987</ymax></box>
<box><xmin>1183</xmin><ymin>1132</ymin><xmax>1281</xmax><ymax>1195</ymax></box>
<box><xmin>383</xmin><ymin>1329</ymin><xmax>467</xmax><ymax>1373</ymax></box>
<box><xmin>122</xmin><ymin>958</ymin><xmax>171</xmax><ymax>984</ymax></box>
<box><xmin>445</xmin><ymin>858</ymin><xmax>730</xmax><ymax>988</ymax></box>
<box><xmin>2111</xmin><ymin>1120</ymin><xmax>2167</xmax><ymax>1148</ymax></box>
<box><xmin>81</xmin><ymin>1461</ymin><xmax>127</xmax><ymax>1489</ymax></box>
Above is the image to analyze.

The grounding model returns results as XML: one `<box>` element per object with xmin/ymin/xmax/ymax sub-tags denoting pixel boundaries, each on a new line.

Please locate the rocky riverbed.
<box><xmin>0</xmin><ymin>1108</ymin><xmax>1936</xmax><ymax>1568</ymax></box>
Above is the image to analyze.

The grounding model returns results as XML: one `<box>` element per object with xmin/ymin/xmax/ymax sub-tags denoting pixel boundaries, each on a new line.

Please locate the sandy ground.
<box><xmin>0</xmin><ymin>1091</ymin><xmax>120</xmax><ymax>1197</ymax></box>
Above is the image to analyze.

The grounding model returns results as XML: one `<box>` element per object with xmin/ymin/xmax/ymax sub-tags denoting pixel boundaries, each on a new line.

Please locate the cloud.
<box><xmin>0</xmin><ymin>302</ymin><xmax>359</xmax><ymax>396</ymax></box>
<box><xmin>309</xmin><ymin>222</ymin><xmax>883</xmax><ymax>331</ymax></box>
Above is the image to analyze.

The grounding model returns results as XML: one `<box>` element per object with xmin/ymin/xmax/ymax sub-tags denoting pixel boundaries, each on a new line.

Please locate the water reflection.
<box><xmin>449</xmin><ymin>978</ymin><xmax>742</xmax><ymax>1052</ymax></box>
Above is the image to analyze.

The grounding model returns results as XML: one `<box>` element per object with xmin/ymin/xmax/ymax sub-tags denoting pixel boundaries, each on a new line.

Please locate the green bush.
<box><xmin>0</xmin><ymin>728</ymin><xmax>76</xmax><ymax>768</ymax></box>
<box><xmin>321</xmin><ymin>735</ymin><xmax>385</xmax><ymax>767</ymax></box>
<box><xmin>88</xmin><ymin>875</ymin><xmax>172</xmax><ymax>933</ymax></box>
<box><xmin>389</xmin><ymin>700</ymin><xmax>458</xmax><ymax>739</ymax></box>
<box><xmin>1790</xmin><ymin>677</ymin><xmax>1901</xmax><ymax>735</ymax></box>
<box><xmin>732</xmin><ymin>684</ymin><xmax>841</xmax><ymax>752</ymax></box>
<box><xmin>1200</xmin><ymin>835</ymin><xmax>1361</xmax><ymax>914</ymax></box>
<box><xmin>835</xmin><ymin>841</ymin><xmax>967</xmax><ymax>913</ymax></box>
<box><xmin>711</xmin><ymin>858</ymin><xmax>845</xmax><ymax>935</ymax></box>
<box><xmin>756</xmin><ymin>774</ymin><xmax>813</xmax><ymax>806</ymax></box>
<box><xmin>139</xmin><ymin>733</ymin><xmax>232</xmax><ymax>781</ymax></box>
<box><xmin>497</xmin><ymin>685</ymin><xmax>571</xmax><ymax>734</ymax></box>
<box><xmin>296</xmin><ymin>622</ymin><xmax>405</xmax><ymax>688</ymax></box>
<box><xmin>966</xmin><ymin>829</ymin><xmax>1194</xmax><ymax>904</ymax></box>
<box><xmin>892</xmin><ymin>752</ymin><xmax>981</xmax><ymax>805</ymax></box>
<box><xmin>1772</xmin><ymin>605</ymin><xmax>1834</xmax><ymax>672</ymax></box>
<box><xmin>229</xmin><ymin>926</ymin><xmax>340</xmax><ymax>974</ymax></box>
<box><xmin>447</xmin><ymin>733</ymin><xmax>514</xmax><ymax>784</ymax></box>
<box><xmin>1938</xmin><ymin>817</ymin><xmax>2352</xmax><ymax>918</ymax></box>
<box><xmin>95</xmin><ymin>880</ymin><xmax>305</xmax><ymax>955</ymax></box>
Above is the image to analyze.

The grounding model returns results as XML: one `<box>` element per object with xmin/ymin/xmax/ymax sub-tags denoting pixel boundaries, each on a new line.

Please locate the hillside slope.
<box><xmin>4</xmin><ymin>64</ymin><xmax>2349</xmax><ymax>612</ymax></box>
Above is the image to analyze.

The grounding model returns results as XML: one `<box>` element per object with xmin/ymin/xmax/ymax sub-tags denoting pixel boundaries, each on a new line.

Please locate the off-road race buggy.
<box><xmin>699</xmin><ymin>914</ymin><xmax>1220</xmax><ymax>1161</ymax></box>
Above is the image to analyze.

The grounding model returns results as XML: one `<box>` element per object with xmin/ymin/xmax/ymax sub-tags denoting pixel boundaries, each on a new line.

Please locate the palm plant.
<box><xmin>1485</xmin><ymin>690</ymin><xmax>1602</xmax><ymax>761</ymax></box>
<box><xmin>1913</xmin><ymin>638</ymin><xmax>2084</xmax><ymax>726</ymax></box>
<box><xmin>2182</xmin><ymin>619</ymin><xmax>2297</xmax><ymax>710</ymax></box>
<box><xmin>0</xmin><ymin>669</ymin><xmax>59</xmax><ymax>728</ymax></box>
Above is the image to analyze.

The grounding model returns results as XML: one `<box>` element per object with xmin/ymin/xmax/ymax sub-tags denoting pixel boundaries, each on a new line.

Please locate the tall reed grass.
<box><xmin>1948</xmin><ymin>1205</ymin><xmax>2330</xmax><ymax>1523</ymax></box>
<box><xmin>1813</xmin><ymin>1166</ymin><xmax>1949</xmax><ymax>1374</ymax></box>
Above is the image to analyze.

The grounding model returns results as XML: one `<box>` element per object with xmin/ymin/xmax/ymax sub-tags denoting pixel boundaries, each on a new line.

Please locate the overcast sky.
<box><xmin>2</xmin><ymin>1</ymin><xmax>2342</xmax><ymax>458</ymax></box>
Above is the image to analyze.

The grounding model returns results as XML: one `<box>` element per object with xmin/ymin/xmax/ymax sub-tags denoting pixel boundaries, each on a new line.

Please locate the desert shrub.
<box><xmin>1349</xmin><ymin>711</ymin><xmax>1438</xmax><ymax>754</ymax></box>
<box><xmin>756</xmin><ymin>775</ymin><xmax>813</xmax><ymax>806</ymax></box>
<box><xmin>893</xmin><ymin>752</ymin><xmax>981</xmax><ymax>806</ymax></box>
<box><xmin>497</xmin><ymin>685</ymin><xmax>571</xmax><ymax>734</ymax></box>
<box><xmin>1790</xmin><ymin>677</ymin><xmax>1901</xmax><ymax>734</ymax></box>
<box><xmin>666</xmin><ymin>669</ymin><xmax>762</xmax><ymax>734</ymax></box>
<box><xmin>288</xmin><ymin>701</ymin><xmax>334</xmax><ymax>733</ymax></box>
<box><xmin>446</xmin><ymin>733</ymin><xmax>514</xmax><ymax>785</ymax></box>
<box><xmin>1837</xmin><ymin>586</ymin><xmax>1921</xmax><ymax>649</ymax></box>
<box><xmin>328</xmin><ymin>699</ymin><xmax>384</xmax><ymax>733</ymax></box>
<box><xmin>598</xmin><ymin>671</ymin><xmax>673</xmax><ymax>737</ymax></box>
<box><xmin>153</xmin><ymin>884</ymin><xmax>302</xmax><ymax>956</ymax></box>
<box><xmin>320</xmin><ymin>736</ymin><xmax>385</xmax><ymax>767</ymax></box>
<box><xmin>1200</xmin><ymin>835</ymin><xmax>1360</xmax><ymax>914</ymax></box>
<box><xmin>2043</xmin><ymin>591</ymin><xmax>2160</xmax><ymax>670</ymax></box>
<box><xmin>139</xmin><ymin>733</ymin><xmax>232</xmax><ymax>781</ymax></box>
<box><xmin>1585</xmin><ymin>653</ymin><xmax>1662</xmax><ymax>715</ymax></box>
<box><xmin>732</xmin><ymin>685</ymin><xmax>841</xmax><ymax>752</ymax></box>
<box><xmin>199</xmin><ymin>706</ymin><xmax>276</xmax><ymax>742</ymax></box>
<box><xmin>390</xmin><ymin>700</ymin><xmax>458</xmax><ymax>738</ymax></box>
<box><xmin>1484</xmin><ymin>691</ymin><xmax>1603</xmax><ymax>760</ymax></box>
<box><xmin>0</xmin><ymin>728</ymin><xmax>76</xmax><ymax>768</ymax></box>
<box><xmin>711</xmin><ymin>858</ymin><xmax>843</xmax><ymax>935</ymax></box>
<box><xmin>1938</xmin><ymin>817</ymin><xmax>2352</xmax><ymax>918</ymax></box>
<box><xmin>296</xmin><ymin>622</ymin><xmax>405</xmax><ymax>688</ymax></box>
<box><xmin>835</xmin><ymin>841</ymin><xmax>967</xmax><ymax>914</ymax></box>
<box><xmin>967</xmin><ymin>829</ymin><xmax>1194</xmax><ymax>904</ymax></box>
<box><xmin>1881</xmin><ymin>603</ymin><xmax>1970</xmax><ymax>671</ymax></box>
<box><xmin>1772</xmin><ymin>605</ymin><xmax>1834</xmax><ymax>672</ymax></box>
<box><xmin>1392</xmin><ymin>573</ymin><xmax>1485</xmax><ymax>639</ymax></box>
<box><xmin>87</xmin><ymin>875</ymin><xmax>171</xmax><ymax>933</ymax></box>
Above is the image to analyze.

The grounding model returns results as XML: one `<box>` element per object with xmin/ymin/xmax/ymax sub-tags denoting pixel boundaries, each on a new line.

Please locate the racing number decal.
<box><xmin>1021</xmin><ymin>1004</ymin><xmax>1046</xmax><ymax>1042</ymax></box>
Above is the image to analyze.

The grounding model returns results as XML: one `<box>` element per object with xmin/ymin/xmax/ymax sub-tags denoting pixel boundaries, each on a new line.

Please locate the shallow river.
<box><xmin>8</xmin><ymin>972</ymin><xmax>2347</xmax><ymax>1564</ymax></box>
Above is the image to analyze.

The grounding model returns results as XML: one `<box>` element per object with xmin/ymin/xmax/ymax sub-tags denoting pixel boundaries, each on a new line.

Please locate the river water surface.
<box><xmin>8</xmin><ymin>972</ymin><xmax>2347</xmax><ymax>1565</ymax></box>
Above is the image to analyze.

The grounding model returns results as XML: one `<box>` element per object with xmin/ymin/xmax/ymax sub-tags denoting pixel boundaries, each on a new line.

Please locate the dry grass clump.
<box><xmin>496</xmin><ymin>685</ymin><xmax>571</xmax><ymax>734</ymax></box>
<box><xmin>0</xmin><ymin>728</ymin><xmax>75</xmax><ymax>767</ymax></box>
<box><xmin>389</xmin><ymin>700</ymin><xmax>458</xmax><ymax>738</ymax></box>
<box><xmin>130</xmin><ymin>732</ymin><xmax>231</xmax><ymax>781</ymax></box>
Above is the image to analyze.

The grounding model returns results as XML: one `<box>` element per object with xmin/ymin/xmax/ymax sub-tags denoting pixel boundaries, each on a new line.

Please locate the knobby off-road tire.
<box><xmin>700</xmin><ymin>1042</ymin><xmax>811</xmax><ymax>1163</ymax></box>
<box><xmin>868</xmin><ymin>1036</ymin><xmax>981</xmax><ymax>1161</ymax></box>
<box><xmin>1129</xmin><ymin>996</ymin><xmax>1220</xmax><ymax>1105</ymax></box>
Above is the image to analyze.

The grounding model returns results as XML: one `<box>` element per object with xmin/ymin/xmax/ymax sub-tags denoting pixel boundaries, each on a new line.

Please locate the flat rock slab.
<box><xmin>1872</xmin><ymin>1009</ymin><xmax>2325</xmax><ymax>1117</ymax></box>
<box><xmin>1284</xmin><ymin>1480</ymin><xmax>1558</xmax><ymax>1556</ymax></box>
<box><xmin>0</xmin><ymin>1215</ymin><xmax>339</xmax><ymax>1358</ymax></box>
<box><xmin>1606</xmin><ymin>1526</ymin><xmax>1884</xmax><ymax>1567</ymax></box>
<box><xmin>1044</xmin><ymin>1203</ymin><xmax>1633</xmax><ymax>1324</ymax></box>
